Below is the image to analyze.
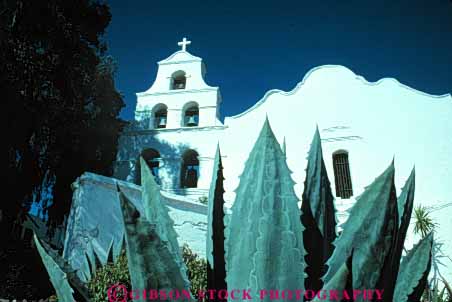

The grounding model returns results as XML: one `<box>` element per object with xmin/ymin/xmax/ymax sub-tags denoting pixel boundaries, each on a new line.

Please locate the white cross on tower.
<box><xmin>178</xmin><ymin>37</ymin><xmax>191</xmax><ymax>51</ymax></box>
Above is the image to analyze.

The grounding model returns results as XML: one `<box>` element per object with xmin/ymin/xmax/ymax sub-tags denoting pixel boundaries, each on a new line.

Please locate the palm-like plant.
<box><xmin>430</xmin><ymin>240</ymin><xmax>452</xmax><ymax>302</ymax></box>
<box><xmin>413</xmin><ymin>205</ymin><xmax>437</xmax><ymax>238</ymax></box>
<box><xmin>412</xmin><ymin>205</ymin><xmax>452</xmax><ymax>302</ymax></box>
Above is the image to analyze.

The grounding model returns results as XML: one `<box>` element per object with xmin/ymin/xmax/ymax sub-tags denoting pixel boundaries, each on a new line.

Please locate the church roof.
<box><xmin>158</xmin><ymin>50</ymin><xmax>202</xmax><ymax>65</ymax></box>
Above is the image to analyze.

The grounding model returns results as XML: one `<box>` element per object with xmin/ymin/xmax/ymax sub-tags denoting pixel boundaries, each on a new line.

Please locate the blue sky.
<box><xmin>105</xmin><ymin>0</ymin><xmax>452</xmax><ymax>120</ymax></box>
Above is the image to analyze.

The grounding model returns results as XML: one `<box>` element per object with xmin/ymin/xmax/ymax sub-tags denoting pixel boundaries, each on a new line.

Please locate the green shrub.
<box><xmin>87</xmin><ymin>251</ymin><xmax>131</xmax><ymax>302</ymax></box>
<box><xmin>182</xmin><ymin>244</ymin><xmax>207</xmax><ymax>300</ymax></box>
<box><xmin>87</xmin><ymin>245</ymin><xmax>207</xmax><ymax>302</ymax></box>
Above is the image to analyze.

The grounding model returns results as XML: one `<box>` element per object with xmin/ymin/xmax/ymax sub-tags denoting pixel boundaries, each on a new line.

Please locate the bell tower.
<box><xmin>135</xmin><ymin>38</ymin><xmax>222</xmax><ymax>129</ymax></box>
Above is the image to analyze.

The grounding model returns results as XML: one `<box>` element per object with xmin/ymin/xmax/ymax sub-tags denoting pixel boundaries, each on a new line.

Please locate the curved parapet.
<box><xmin>225</xmin><ymin>64</ymin><xmax>451</xmax><ymax>123</ymax></box>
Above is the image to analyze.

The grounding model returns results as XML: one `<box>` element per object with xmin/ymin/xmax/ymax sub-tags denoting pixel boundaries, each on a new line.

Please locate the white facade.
<box><xmin>134</xmin><ymin>50</ymin><xmax>222</xmax><ymax>128</ymax></box>
<box><xmin>115</xmin><ymin>47</ymin><xmax>225</xmax><ymax>198</ymax></box>
<box><xmin>115</xmin><ymin>41</ymin><xmax>452</xmax><ymax>280</ymax></box>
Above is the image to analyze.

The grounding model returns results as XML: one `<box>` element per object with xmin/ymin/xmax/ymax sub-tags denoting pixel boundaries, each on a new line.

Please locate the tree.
<box><xmin>1</xmin><ymin>0</ymin><xmax>125</xmax><ymax>240</ymax></box>
<box><xmin>1</xmin><ymin>0</ymin><xmax>125</xmax><ymax>298</ymax></box>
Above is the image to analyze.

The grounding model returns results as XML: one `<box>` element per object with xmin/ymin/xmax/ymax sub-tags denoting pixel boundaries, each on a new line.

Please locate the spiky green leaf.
<box><xmin>140</xmin><ymin>157</ymin><xmax>190</xmax><ymax>288</ymax></box>
<box><xmin>379</xmin><ymin>168</ymin><xmax>415</xmax><ymax>301</ymax></box>
<box><xmin>225</xmin><ymin>118</ymin><xmax>305</xmax><ymax>302</ymax></box>
<box><xmin>393</xmin><ymin>232</ymin><xmax>434</xmax><ymax>302</ymax></box>
<box><xmin>34</xmin><ymin>235</ymin><xmax>76</xmax><ymax>302</ymax></box>
<box><xmin>324</xmin><ymin>161</ymin><xmax>398</xmax><ymax>301</ymax></box>
<box><xmin>301</xmin><ymin>127</ymin><xmax>337</xmax><ymax>293</ymax></box>
<box><xmin>206</xmin><ymin>145</ymin><xmax>227</xmax><ymax>297</ymax></box>
<box><xmin>118</xmin><ymin>186</ymin><xmax>194</xmax><ymax>302</ymax></box>
<box><xmin>311</xmin><ymin>251</ymin><xmax>353</xmax><ymax>302</ymax></box>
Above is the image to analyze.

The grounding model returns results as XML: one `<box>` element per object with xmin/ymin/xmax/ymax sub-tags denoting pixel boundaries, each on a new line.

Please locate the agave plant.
<box><xmin>224</xmin><ymin>118</ymin><xmax>305</xmax><ymax>302</ymax></box>
<box><xmin>35</xmin><ymin>119</ymin><xmax>438</xmax><ymax>302</ymax></box>
<box><xmin>300</xmin><ymin>127</ymin><xmax>337</xmax><ymax>296</ymax></box>
<box><xmin>117</xmin><ymin>158</ymin><xmax>194</xmax><ymax>302</ymax></box>
<box><xmin>206</xmin><ymin>146</ymin><xmax>227</xmax><ymax>302</ymax></box>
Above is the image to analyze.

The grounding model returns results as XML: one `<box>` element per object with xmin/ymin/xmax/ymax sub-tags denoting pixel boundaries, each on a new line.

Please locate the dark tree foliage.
<box><xmin>1</xmin><ymin>0</ymin><xmax>125</xmax><ymax>242</ymax></box>
<box><xmin>207</xmin><ymin>149</ymin><xmax>227</xmax><ymax>302</ymax></box>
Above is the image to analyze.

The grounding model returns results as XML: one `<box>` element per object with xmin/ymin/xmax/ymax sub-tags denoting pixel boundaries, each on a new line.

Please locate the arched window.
<box><xmin>135</xmin><ymin>149</ymin><xmax>161</xmax><ymax>185</ymax></box>
<box><xmin>183</xmin><ymin>103</ymin><xmax>199</xmax><ymax>127</ymax></box>
<box><xmin>181</xmin><ymin>150</ymin><xmax>199</xmax><ymax>188</ymax></box>
<box><xmin>332</xmin><ymin>150</ymin><xmax>353</xmax><ymax>199</ymax></box>
<box><xmin>171</xmin><ymin>70</ymin><xmax>186</xmax><ymax>90</ymax></box>
<box><xmin>153</xmin><ymin>104</ymin><xmax>167</xmax><ymax>129</ymax></box>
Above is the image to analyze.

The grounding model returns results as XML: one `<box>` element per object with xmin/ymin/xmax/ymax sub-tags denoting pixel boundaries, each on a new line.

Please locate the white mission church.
<box><xmin>113</xmin><ymin>38</ymin><xmax>452</xmax><ymax>276</ymax></box>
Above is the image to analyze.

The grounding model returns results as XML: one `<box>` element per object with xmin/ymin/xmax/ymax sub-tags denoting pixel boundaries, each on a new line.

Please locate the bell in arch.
<box><xmin>187</xmin><ymin>115</ymin><xmax>197</xmax><ymax>126</ymax></box>
<box><xmin>158</xmin><ymin>116</ymin><xmax>167</xmax><ymax>128</ymax></box>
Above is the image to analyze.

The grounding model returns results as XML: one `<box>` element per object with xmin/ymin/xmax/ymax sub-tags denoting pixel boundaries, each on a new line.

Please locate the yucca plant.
<box><xmin>414</xmin><ymin>205</ymin><xmax>437</xmax><ymax>238</ymax></box>
<box><xmin>411</xmin><ymin>204</ymin><xmax>452</xmax><ymax>302</ymax></box>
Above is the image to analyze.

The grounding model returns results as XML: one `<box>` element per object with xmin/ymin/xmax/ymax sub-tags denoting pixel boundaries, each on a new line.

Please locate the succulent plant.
<box><xmin>300</xmin><ymin>127</ymin><xmax>337</xmax><ymax>295</ymax></box>
<box><xmin>117</xmin><ymin>157</ymin><xmax>193</xmax><ymax>302</ymax></box>
<box><xmin>206</xmin><ymin>146</ymin><xmax>227</xmax><ymax>302</ymax></box>
<box><xmin>225</xmin><ymin>118</ymin><xmax>305</xmax><ymax>302</ymax></box>
<box><xmin>36</xmin><ymin>118</ymin><xmax>434</xmax><ymax>302</ymax></box>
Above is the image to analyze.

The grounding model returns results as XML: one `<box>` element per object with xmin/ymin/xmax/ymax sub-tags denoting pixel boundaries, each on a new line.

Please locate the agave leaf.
<box><xmin>34</xmin><ymin>234</ymin><xmax>76</xmax><ymax>302</ymax></box>
<box><xmin>301</xmin><ymin>127</ymin><xmax>337</xmax><ymax>294</ymax></box>
<box><xmin>323</xmin><ymin>161</ymin><xmax>398</xmax><ymax>302</ymax></box>
<box><xmin>397</xmin><ymin>168</ymin><xmax>415</xmax><ymax>229</ymax></box>
<box><xmin>139</xmin><ymin>157</ymin><xmax>191</xmax><ymax>289</ymax></box>
<box><xmin>34</xmin><ymin>234</ymin><xmax>90</xmax><ymax>301</ymax></box>
<box><xmin>226</xmin><ymin>118</ymin><xmax>305</xmax><ymax>301</ymax></box>
<box><xmin>393</xmin><ymin>232</ymin><xmax>434</xmax><ymax>302</ymax></box>
<box><xmin>206</xmin><ymin>145</ymin><xmax>227</xmax><ymax>297</ymax></box>
<box><xmin>281</xmin><ymin>136</ymin><xmax>287</xmax><ymax>157</ymax></box>
<box><xmin>378</xmin><ymin>168</ymin><xmax>416</xmax><ymax>301</ymax></box>
<box><xmin>118</xmin><ymin>185</ymin><xmax>194</xmax><ymax>302</ymax></box>
<box><xmin>311</xmin><ymin>251</ymin><xmax>353</xmax><ymax>302</ymax></box>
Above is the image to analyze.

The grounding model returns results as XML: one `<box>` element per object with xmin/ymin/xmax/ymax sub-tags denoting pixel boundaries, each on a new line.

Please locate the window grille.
<box><xmin>332</xmin><ymin>151</ymin><xmax>353</xmax><ymax>199</ymax></box>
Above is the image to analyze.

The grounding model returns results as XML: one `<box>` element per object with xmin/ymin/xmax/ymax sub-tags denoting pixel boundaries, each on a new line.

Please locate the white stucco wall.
<box><xmin>218</xmin><ymin>65</ymin><xmax>452</xmax><ymax>281</ymax></box>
